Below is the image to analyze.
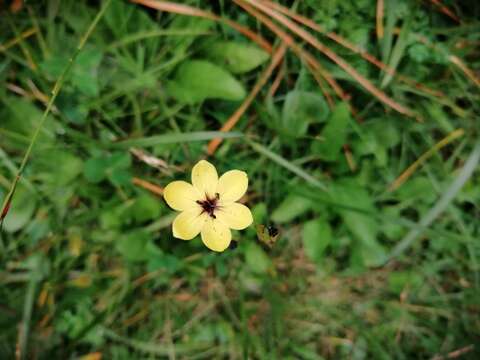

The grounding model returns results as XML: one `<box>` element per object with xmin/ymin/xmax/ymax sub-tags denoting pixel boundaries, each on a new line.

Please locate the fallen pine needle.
<box><xmin>132</xmin><ymin>177</ymin><xmax>164</xmax><ymax>196</ymax></box>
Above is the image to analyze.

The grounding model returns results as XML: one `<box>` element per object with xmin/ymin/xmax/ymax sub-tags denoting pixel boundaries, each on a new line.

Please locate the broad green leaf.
<box><xmin>116</xmin><ymin>230</ymin><xmax>151</xmax><ymax>262</ymax></box>
<box><xmin>245</xmin><ymin>242</ymin><xmax>271</xmax><ymax>274</ymax></box>
<box><xmin>167</xmin><ymin>60</ymin><xmax>246</xmax><ymax>104</ymax></box>
<box><xmin>312</xmin><ymin>102</ymin><xmax>350</xmax><ymax>161</ymax></box>
<box><xmin>3</xmin><ymin>97</ymin><xmax>56</xmax><ymax>147</ymax></box>
<box><xmin>396</xmin><ymin>176</ymin><xmax>436</xmax><ymax>204</ymax></box>
<box><xmin>367</xmin><ymin>119</ymin><xmax>401</xmax><ymax>149</ymax></box>
<box><xmin>72</xmin><ymin>48</ymin><xmax>103</xmax><ymax>97</ymax></box>
<box><xmin>281</xmin><ymin>91</ymin><xmax>329</xmax><ymax>138</ymax></box>
<box><xmin>84</xmin><ymin>152</ymin><xmax>131</xmax><ymax>184</ymax></box>
<box><xmin>84</xmin><ymin>157</ymin><xmax>109</xmax><ymax>183</ymax></box>
<box><xmin>34</xmin><ymin>150</ymin><xmax>83</xmax><ymax>186</ymax></box>
<box><xmin>271</xmin><ymin>194</ymin><xmax>312</xmax><ymax>224</ymax></box>
<box><xmin>109</xmin><ymin>168</ymin><xmax>132</xmax><ymax>187</ymax></box>
<box><xmin>203</xmin><ymin>41</ymin><xmax>269</xmax><ymax>74</ymax></box>
<box><xmin>302</xmin><ymin>218</ymin><xmax>332</xmax><ymax>263</ymax></box>
<box><xmin>3</xmin><ymin>185</ymin><xmax>37</xmax><ymax>233</ymax></box>
<box><xmin>39</xmin><ymin>48</ymin><xmax>103</xmax><ymax>97</ymax></box>
<box><xmin>332</xmin><ymin>178</ymin><xmax>386</xmax><ymax>266</ymax></box>
<box><xmin>251</xmin><ymin>202</ymin><xmax>267</xmax><ymax>224</ymax></box>
<box><xmin>132</xmin><ymin>194</ymin><xmax>162</xmax><ymax>223</ymax></box>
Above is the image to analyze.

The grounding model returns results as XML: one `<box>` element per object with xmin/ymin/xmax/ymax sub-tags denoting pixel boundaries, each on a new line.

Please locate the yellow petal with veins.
<box><xmin>216</xmin><ymin>170</ymin><xmax>248</xmax><ymax>202</ymax></box>
<box><xmin>201</xmin><ymin>218</ymin><xmax>231</xmax><ymax>252</ymax></box>
<box><xmin>216</xmin><ymin>202</ymin><xmax>253</xmax><ymax>230</ymax></box>
<box><xmin>191</xmin><ymin>160</ymin><xmax>218</xmax><ymax>199</ymax></box>
<box><xmin>163</xmin><ymin>181</ymin><xmax>201</xmax><ymax>211</ymax></box>
<box><xmin>172</xmin><ymin>209</ymin><xmax>207</xmax><ymax>240</ymax></box>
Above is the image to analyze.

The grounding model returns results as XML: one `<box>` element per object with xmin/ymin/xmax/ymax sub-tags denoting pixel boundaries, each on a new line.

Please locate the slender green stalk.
<box><xmin>17</xmin><ymin>267</ymin><xmax>40</xmax><ymax>360</ymax></box>
<box><xmin>0</xmin><ymin>0</ymin><xmax>112</xmax><ymax>240</ymax></box>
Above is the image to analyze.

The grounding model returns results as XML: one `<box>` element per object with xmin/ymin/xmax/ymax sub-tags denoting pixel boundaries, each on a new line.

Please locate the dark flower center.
<box><xmin>197</xmin><ymin>193</ymin><xmax>220</xmax><ymax>219</ymax></box>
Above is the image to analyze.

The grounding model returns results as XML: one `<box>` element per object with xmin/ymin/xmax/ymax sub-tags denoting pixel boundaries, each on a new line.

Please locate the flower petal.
<box><xmin>163</xmin><ymin>181</ymin><xmax>201</xmax><ymax>211</ymax></box>
<box><xmin>216</xmin><ymin>202</ymin><xmax>253</xmax><ymax>230</ymax></box>
<box><xmin>217</xmin><ymin>170</ymin><xmax>248</xmax><ymax>202</ymax></box>
<box><xmin>201</xmin><ymin>218</ymin><xmax>232</xmax><ymax>252</ymax></box>
<box><xmin>191</xmin><ymin>160</ymin><xmax>218</xmax><ymax>198</ymax></box>
<box><xmin>172</xmin><ymin>209</ymin><xmax>207</xmax><ymax>240</ymax></box>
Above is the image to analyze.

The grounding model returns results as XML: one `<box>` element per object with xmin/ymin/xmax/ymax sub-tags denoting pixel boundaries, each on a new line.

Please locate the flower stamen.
<box><xmin>196</xmin><ymin>193</ymin><xmax>220</xmax><ymax>219</ymax></box>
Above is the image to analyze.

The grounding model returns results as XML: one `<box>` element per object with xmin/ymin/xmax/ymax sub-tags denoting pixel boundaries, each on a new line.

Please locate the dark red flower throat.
<box><xmin>197</xmin><ymin>193</ymin><xmax>220</xmax><ymax>219</ymax></box>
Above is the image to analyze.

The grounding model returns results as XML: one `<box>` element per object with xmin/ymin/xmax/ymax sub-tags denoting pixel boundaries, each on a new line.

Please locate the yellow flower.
<box><xmin>163</xmin><ymin>160</ymin><xmax>253</xmax><ymax>252</ymax></box>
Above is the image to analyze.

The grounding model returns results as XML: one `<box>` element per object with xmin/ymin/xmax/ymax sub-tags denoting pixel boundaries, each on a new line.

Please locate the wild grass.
<box><xmin>1</xmin><ymin>0</ymin><xmax>479</xmax><ymax>358</ymax></box>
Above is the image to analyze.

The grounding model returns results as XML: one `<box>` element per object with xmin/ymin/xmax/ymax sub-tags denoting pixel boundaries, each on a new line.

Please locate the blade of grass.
<box><xmin>27</xmin><ymin>6</ymin><xmax>49</xmax><ymax>59</ymax></box>
<box><xmin>376</xmin><ymin>0</ymin><xmax>384</xmax><ymax>40</ymax></box>
<box><xmin>112</xmin><ymin>131</ymin><xmax>244</xmax><ymax>148</ymax></box>
<box><xmin>388</xmin><ymin>128</ymin><xmax>465</xmax><ymax>192</ymax></box>
<box><xmin>16</xmin><ymin>257</ymin><xmax>44</xmax><ymax>360</ymax></box>
<box><xmin>245</xmin><ymin>0</ymin><xmax>414</xmax><ymax>117</ymax></box>
<box><xmin>380</xmin><ymin>14</ymin><xmax>413</xmax><ymax>88</ymax></box>
<box><xmin>247</xmin><ymin>139</ymin><xmax>328</xmax><ymax>191</ymax></box>
<box><xmin>0</xmin><ymin>0</ymin><xmax>113</xmax><ymax>240</ymax></box>
<box><xmin>388</xmin><ymin>139</ymin><xmax>480</xmax><ymax>261</ymax></box>
<box><xmin>206</xmin><ymin>44</ymin><xmax>287</xmax><ymax>155</ymax></box>
<box><xmin>381</xmin><ymin>0</ymin><xmax>396</xmax><ymax>64</ymax></box>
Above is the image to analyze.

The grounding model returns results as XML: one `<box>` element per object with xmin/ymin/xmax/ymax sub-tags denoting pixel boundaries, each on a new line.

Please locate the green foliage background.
<box><xmin>1</xmin><ymin>0</ymin><xmax>479</xmax><ymax>358</ymax></box>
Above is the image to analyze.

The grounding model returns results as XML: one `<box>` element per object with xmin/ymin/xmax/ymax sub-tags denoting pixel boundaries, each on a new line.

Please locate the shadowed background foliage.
<box><xmin>1</xmin><ymin>0</ymin><xmax>480</xmax><ymax>358</ymax></box>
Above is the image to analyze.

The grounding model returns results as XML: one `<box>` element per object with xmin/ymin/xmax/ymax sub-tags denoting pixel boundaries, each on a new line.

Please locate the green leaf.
<box><xmin>34</xmin><ymin>150</ymin><xmax>83</xmax><ymax>186</ymax></box>
<box><xmin>332</xmin><ymin>179</ymin><xmax>386</xmax><ymax>266</ymax></box>
<box><xmin>203</xmin><ymin>41</ymin><xmax>269</xmax><ymax>74</ymax></box>
<box><xmin>302</xmin><ymin>218</ymin><xmax>332</xmax><ymax>263</ymax></box>
<box><xmin>251</xmin><ymin>202</ymin><xmax>267</xmax><ymax>224</ymax></box>
<box><xmin>312</xmin><ymin>102</ymin><xmax>351</xmax><ymax>161</ymax></box>
<box><xmin>84</xmin><ymin>152</ymin><xmax>131</xmax><ymax>184</ymax></box>
<box><xmin>3</xmin><ymin>185</ymin><xmax>37</xmax><ymax>233</ymax></box>
<box><xmin>245</xmin><ymin>242</ymin><xmax>271</xmax><ymax>274</ymax></box>
<box><xmin>168</xmin><ymin>60</ymin><xmax>246</xmax><ymax>103</ymax></box>
<box><xmin>84</xmin><ymin>157</ymin><xmax>108</xmax><ymax>183</ymax></box>
<box><xmin>39</xmin><ymin>47</ymin><xmax>103</xmax><ymax>97</ymax></box>
<box><xmin>132</xmin><ymin>194</ymin><xmax>162</xmax><ymax>223</ymax></box>
<box><xmin>72</xmin><ymin>48</ymin><xmax>103</xmax><ymax>97</ymax></box>
<box><xmin>116</xmin><ymin>230</ymin><xmax>151</xmax><ymax>262</ymax></box>
<box><xmin>272</xmin><ymin>194</ymin><xmax>312</xmax><ymax>224</ymax></box>
<box><xmin>3</xmin><ymin>97</ymin><xmax>56</xmax><ymax>147</ymax></box>
<box><xmin>281</xmin><ymin>91</ymin><xmax>329</xmax><ymax>138</ymax></box>
<box><xmin>396</xmin><ymin>176</ymin><xmax>436</xmax><ymax>204</ymax></box>
<box><xmin>109</xmin><ymin>168</ymin><xmax>132</xmax><ymax>187</ymax></box>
